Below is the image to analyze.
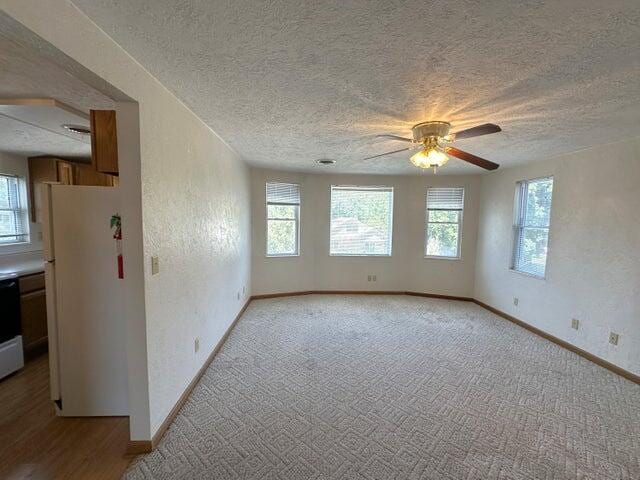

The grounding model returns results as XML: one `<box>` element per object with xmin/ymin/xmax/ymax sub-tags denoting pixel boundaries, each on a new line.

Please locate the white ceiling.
<box><xmin>0</xmin><ymin>32</ymin><xmax>114</xmax><ymax>160</ymax></box>
<box><xmin>72</xmin><ymin>0</ymin><xmax>640</xmax><ymax>174</ymax></box>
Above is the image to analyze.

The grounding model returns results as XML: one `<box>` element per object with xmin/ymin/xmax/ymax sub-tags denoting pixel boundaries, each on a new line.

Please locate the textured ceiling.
<box><xmin>72</xmin><ymin>0</ymin><xmax>640</xmax><ymax>175</ymax></box>
<box><xmin>0</xmin><ymin>32</ymin><xmax>113</xmax><ymax>159</ymax></box>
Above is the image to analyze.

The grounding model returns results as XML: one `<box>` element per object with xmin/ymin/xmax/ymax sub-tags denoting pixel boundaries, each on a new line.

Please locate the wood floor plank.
<box><xmin>0</xmin><ymin>355</ymin><xmax>133</xmax><ymax>479</ymax></box>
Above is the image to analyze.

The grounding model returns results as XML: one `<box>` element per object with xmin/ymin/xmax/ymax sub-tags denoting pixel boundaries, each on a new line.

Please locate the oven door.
<box><xmin>0</xmin><ymin>278</ymin><xmax>21</xmax><ymax>343</ymax></box>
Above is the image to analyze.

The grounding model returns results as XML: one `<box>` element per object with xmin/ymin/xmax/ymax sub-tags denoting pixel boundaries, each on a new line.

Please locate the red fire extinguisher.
<box><xmin>111</xmin><ymin>214</ymin><xmax>123</xmax><ymax>279</ymax></box>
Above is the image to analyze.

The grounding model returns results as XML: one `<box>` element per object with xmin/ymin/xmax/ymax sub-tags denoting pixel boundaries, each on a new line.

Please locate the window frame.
<box><xmin>0</xmin><ymin>173</ymin><xmax>29</xmax><ymax>246</ymax></box>
<box><xmin>424</xmin><ymin>187</ymin><xmax>464</xmax><ymax>260</ymax></box>
<box><xmin>329</xmin><ymin>185</ymin><xmax>394</xmax><ymax>257</ymax></box>
<box><xmin>265</xmin><ymin>182</ymin><xmax>300</xmax><ymax>258</ymax></box>
<box><xmin>510</xmin><ymin>175</ymin><xmax>554</xmax><ymax>279</ymax></box>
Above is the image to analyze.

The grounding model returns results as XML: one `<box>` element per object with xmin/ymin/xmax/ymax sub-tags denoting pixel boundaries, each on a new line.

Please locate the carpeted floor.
<box><xmin>124</xmin><ymin>295</ymin><xmax>640</xmax><ymax>479</ymax></box>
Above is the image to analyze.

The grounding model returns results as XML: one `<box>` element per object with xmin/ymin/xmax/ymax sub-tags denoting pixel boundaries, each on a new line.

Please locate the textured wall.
<box><xmin>474</xmin><ymin>137</ymin><xmax>640</xmax><ymax>375</ymax></box>
<box><xmin>1</xmin><ymin>1</ymin><xmax>252</xmax><ymax>438</ymax></box>
<box><xmin>251</xmin><ymin>169</ymin><xmax>480</xmax><ymax>297</ymax></box>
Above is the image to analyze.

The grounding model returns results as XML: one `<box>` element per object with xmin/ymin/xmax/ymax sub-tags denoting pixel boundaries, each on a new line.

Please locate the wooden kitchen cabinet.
<box><xmin>74</xmin><ymin>163</ymin><xmax>118</xmax><ymax>187</ymax></box>
<box><xmin>28</xmin><ymin>156</ymin><xmax>118</xmax><ymax>222</ymax></box>
<box><xmin>18</xmin><ymin>273</ymin><xmax>48</xmax><ymax>359</ymax></box>
<box><xmin>28</xmin><ymin>156</ymin><xmax>58</xmax><ymax>223</ymax></box>
<box><xmin>57</xmin><ymin>160</ymin><xmax>75</xmax><ymax>185</ymax></box>
<box><xmin>90</xmin><ymin>110</ymin><xmax>119</xmax><ymax>174</ymax></box>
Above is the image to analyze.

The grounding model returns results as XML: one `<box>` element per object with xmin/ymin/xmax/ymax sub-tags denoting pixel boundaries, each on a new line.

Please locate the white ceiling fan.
<box><xmin>366</xmin><ymin>121</ymin><xmax>502</xmax><ymax>172</ymax></box>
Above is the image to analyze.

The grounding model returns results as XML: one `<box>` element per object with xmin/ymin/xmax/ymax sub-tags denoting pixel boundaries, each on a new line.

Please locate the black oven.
<box><xmin>0</xmin><ymin>278</ymin><xmax>21</xmax><ymax>343</ymax></box>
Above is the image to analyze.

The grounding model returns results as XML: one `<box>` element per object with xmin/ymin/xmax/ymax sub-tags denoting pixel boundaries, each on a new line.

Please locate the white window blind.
<box><xmin>266</xmin><ymin>182</ymin><xmax>300</xmax><ymax>256</ymax></box>
<box><xmin>0</xmin><ymin>174</ymin><xmax>28</xmax><ymax>244</ymax></box>
<box><xmin>425</xmin><ymin>187</ymin><xmax>464</xmax><ymax>258</ymax></box>
<box><xmin>330</xmin><ymin>186</ymin><xmax>393</xmax><ymax>256</ymax></box>
<box><xmin>512</xmin><ymin>176</ymin><xmax>554</xmax><ymax>277</ymax></box>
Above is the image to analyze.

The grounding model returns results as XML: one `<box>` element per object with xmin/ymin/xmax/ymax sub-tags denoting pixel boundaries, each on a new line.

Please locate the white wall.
<box><xmin>251</xmin><ymin>168</ymin><xmax>480</xmax><ymax>297</ymax></box>
<box><xmin>0</xmin><ymin>151</ymin><xmax>42</xmax><ymax>256</ymax></box>
<box><xmin>2</xmin><ymin>2</ymin><xmax>252</xmax><ymax>439</ymax></box>
<box><xmin>475</xmin><ymin>137</ymin><xmax>640</xmax><ymax>375</ymax></box>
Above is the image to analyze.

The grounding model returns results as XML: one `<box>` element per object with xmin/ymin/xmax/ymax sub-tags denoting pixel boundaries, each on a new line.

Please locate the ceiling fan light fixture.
<box><xmin>410</xmin><ymin>146</ymin><xmax>449</xmax><ymax>171</ymax></box>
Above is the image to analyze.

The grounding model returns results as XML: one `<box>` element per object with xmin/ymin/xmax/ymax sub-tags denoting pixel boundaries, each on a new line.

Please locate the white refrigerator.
<box><xmin>42</xmin><ymin>183</ymin><xmax>128</xmax><ymax>416</ymax></box>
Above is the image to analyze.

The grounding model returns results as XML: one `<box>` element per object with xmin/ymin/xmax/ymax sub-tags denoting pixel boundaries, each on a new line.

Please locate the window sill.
<box><xmin>509</xmin><ymin>268</ymin><xmax>546</xmax><ymax>280</ymax></box>
<box><xmin>0</xmin><ymin>241</ymin><xmax>30</xmax><ymax>248</ymax></box>
<box><xmin>424</xmin><ymin>255</ymin><xmax>461</xmax><ymax>261</ymax></box>
<box><xmin>266</xmin><ymin>254</ymin><xmax>300</xmax><ymax>258</ymax></box>
<box><xmin>329</xmin><ymin>254</ymin><xmax>392</xmax><ymax>257</ymax></box>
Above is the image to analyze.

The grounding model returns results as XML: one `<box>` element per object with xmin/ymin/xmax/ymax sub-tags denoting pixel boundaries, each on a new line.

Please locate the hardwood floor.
<box><xmin>0</xmin><ymin>354</ymin><xmax>133</xmax><ymax>479</ymax></box>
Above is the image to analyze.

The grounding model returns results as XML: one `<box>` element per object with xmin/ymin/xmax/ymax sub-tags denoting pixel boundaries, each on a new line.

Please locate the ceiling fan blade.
<box><xmin>446</xmin><ymin>147</ymin><xmax>499</xmax><ymax>170</ymax></box>
<box><xmin>375</xmin><ymin>134</ymin><xmax>414</xmax><ymax>143</ymax></box>
<box><xmin>452</xmin><ymin>123</ymin><xmax>501</xmax><ymax>140</ymax></box>
<box><xmin>363</xmin><ymin>147</ymin><xmax>410</xmax><ymax>161</ymax></box>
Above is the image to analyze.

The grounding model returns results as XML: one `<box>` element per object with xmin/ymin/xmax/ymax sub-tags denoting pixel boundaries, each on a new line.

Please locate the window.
<box><xmin>511</xmin><ymin>176</ymin><xmax>554</xmax><ymax>277</ymax></box>
<box><xmin>425</xmin><ymin>187</ymin><xmax>464</xmax><ymax>258</ymax></box>
<box><xmin>266</xmin><ymin>182</ymin><xmax>300</xmax><ymax>256</ymax></box>
<box><xmin>330</xmin><ymin>186</ymin><xmax>393</xmax><ymax>256</ymax></box>
<box><xmin>0</xmin><ymin>174</ymin><xmax>28</xmax><ymax>245</ymax></box>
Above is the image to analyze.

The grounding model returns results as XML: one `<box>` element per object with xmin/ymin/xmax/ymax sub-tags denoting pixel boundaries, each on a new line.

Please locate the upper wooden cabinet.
<box><xmin>74</xmin><ymin>164</ymin><xmax>119</xmax><ymax>187</ymax></box>
<box><xmin>90</xmin><ymin>110</ymin><xmax>119</xmax><ymax>174</ymax></box>
<box><xmin>28</xmin><ymin>156</ymin><xmax>118</xmax><ymax>222</ymax></box>
<box><xmin>28</xmin><ymin>156</ymin><xmax>71</xmax><ymax>223</ymax></box>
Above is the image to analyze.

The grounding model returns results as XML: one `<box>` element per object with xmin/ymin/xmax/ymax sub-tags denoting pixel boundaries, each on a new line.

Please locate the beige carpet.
<box><xmin>124</xmin><ymin>295</ymin><xmax>640</xmax><ymax>479</ymax></box>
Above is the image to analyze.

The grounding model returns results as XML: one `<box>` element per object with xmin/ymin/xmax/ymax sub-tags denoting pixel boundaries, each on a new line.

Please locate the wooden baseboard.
<box><xmin>314</xmin><ymin>290</ymin><xmax>403</xmax><ymax>295</ymax></box>
<box><xmin>405</xmin><ymin>291</ymin><xmax>473</xmax><ymax>302</ymax></box>
<box><xmin>251</xmin><ymin>291</ymin><xmax>314</xmax><ymax>299</ymax></box>
<box><xmin>127</xmin><ymin>298</ymin><xmax>252</xmax><ymax>454</ymax></box>
<box><xmin>126</xmin><ymin>440</ymin><xmax>153</xmax><ymax>455</ymax></box>
<box><xmin>473</xmin><ymin>299</ymin><xmax>640</xmax><ymax>385</ymax></box>
<box><xmin>24</xmin><ymin>337</ymin><xmax>49</xmax><ymax>361</ymax></box>
<box><xmin>252</xmin><ymin>290</ymin><xmax>469</xmax><ymax>299</ymax></box>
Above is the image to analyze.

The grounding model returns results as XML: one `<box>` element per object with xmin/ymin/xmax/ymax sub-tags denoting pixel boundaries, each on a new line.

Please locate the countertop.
<box><xmin>0</xmin><ymin>253</ymin><xmax>45</xmax><ymax>281</ymax></box>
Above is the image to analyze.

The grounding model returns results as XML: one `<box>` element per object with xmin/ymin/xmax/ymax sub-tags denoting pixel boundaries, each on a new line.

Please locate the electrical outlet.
<box><xmin>367</xmin><ymin>275</ymin><xmax>372</xmax><ymax>282</ymax></box>
<box><xmin>372</xmin><ymin>275</ymin><xmax>377</xmax><ymax>282</ymax></box>
<box><xmin>151</xmin><ymin>256</ymin><xmax>160</xmax><ymax>275</ymax></box>
<box><xmin>513</xmin><ymin>297</ymin><xmax>519</xmax><ymax>306</ymax></box>
<box><xmin>194</xmin><ymin>337</ymin><xmax>199</xmax><ymax>353</ymax></box>
<box><xmin>609</xmin><ymin>332</ymin><xmax>619</xmax><ymax>346</ymax></box>
<box><xmin>571</xmin><ymin>318</ymin><xmax>579</xmax><ymax>330</ymax></box>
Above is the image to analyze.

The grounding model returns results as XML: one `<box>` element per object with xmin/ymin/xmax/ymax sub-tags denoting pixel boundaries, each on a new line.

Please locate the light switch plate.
<box><xmin>571</xmin><ymin>318</ymin><xmax>579</xmax><ymax>330</ymax></box>
<box><xmin>609</xmin><ymin>332</ymin><xmax>619</xmax><ymax>346</ymax></box>
<box><xmin>513</xmin><ymin>297</ymin><xmax>519</xmax><ymax>306</ymax></box>
<box><xmin>151</xmin><ymin>256</ymin><xmax>160</xmax><ymax>275</ymax></box>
